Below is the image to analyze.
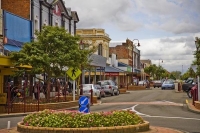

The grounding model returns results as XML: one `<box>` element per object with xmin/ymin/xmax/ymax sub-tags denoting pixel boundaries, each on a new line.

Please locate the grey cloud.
<box><xmin>65</xmin><ymin>0</ymin><xmax>141</xmax><ymax>30</ymax></box>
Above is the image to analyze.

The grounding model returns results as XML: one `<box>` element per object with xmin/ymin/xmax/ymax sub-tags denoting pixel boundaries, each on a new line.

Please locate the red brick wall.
<box><xmin>109</xmin><ymin>46</ymin><xmax>129</xmax><ymax>59</ymax></box>
<box><xmin>2</xmin><ymin>0</ymin><xmax>30</xmax><ymax>20</ymax></box>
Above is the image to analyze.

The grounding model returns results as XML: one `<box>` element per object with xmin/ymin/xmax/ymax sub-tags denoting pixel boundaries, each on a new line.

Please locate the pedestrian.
<box><xmin>33</xmin><ymin>81</ymin><xmax>38</xmax><ymax>100</ymax></box>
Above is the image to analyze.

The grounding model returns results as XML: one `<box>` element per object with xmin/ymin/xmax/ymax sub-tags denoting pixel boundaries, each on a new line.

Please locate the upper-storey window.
<box><xmin>98</xmin><ymin>44</ymin><xmax>103</xmax><ymax>56</ymax></box>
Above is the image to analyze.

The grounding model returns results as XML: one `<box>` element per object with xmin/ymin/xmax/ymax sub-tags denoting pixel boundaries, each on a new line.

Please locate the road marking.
<box><xmin>185</xmin><ymin>99</ymin><xmax>188</xmax><ymax>104</ymax></box>
<box><xmin>124</xmin><ymin>104</ymin><xmax>200</xmax><ymax>121</ymax></box>
<box><xmin>102</xmin><ymin>101</ymin><xmax>183</xmax><ymax>106</ymax></box>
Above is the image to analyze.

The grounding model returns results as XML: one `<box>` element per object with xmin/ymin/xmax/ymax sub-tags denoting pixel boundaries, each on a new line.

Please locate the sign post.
<box><xmin>79</xmin><ymin>95</ymin><xmax>90</xmax><ymax>113</ymax></box>
<box><xmin>66</xmin><ymin>67</ymin><xmax>82</xmax><ymax>101</ymax></box>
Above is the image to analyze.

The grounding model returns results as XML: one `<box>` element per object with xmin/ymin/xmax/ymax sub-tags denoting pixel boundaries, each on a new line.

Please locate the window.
<box><xmin>34</xmin><ymin>20</ymin><xmax>39</xmax><ymax>31</ymax></box>
<box><xmin>98</xmin><ymin>44</ymin><xmax>103</xmax><ymax>56</ymax></box>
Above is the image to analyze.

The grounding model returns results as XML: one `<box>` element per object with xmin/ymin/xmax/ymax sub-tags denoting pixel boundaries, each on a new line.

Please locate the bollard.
<box><xmin>7</xmin><ymin>121</ymin><xmax>10</xmax><ymax>129</ymax></box>
<box><xmin>90</xmin><ymin>88</ymin><xmax>93</xmax><ymax>105</ymax></box>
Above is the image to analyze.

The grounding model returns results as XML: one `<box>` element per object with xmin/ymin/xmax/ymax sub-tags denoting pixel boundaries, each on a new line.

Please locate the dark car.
<box><xmin>153</xmin><ymin>80</ymin><xmax>162</xmax><ymax>88</ymax></box>
<box><xmin>182</xmin><ymin>78</ymin><xmax>196</xmax><ymax>98</ymax></box>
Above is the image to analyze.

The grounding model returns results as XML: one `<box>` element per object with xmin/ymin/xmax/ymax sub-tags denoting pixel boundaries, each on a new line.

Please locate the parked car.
<box><xmin>153</xmin><ymin>80</ymin><xmax>162</xmax><ymax>88</ymax></box>
<box><xmin>82</xmin><ymin>84</ymin><xmax>101</xmax><ymax>99</ymax></box>
<box><xmin>182</xmin><ymin>78</ymin><xmax>196</xmax><ymax>98</ymax></box>
<box><xmin>97</xmin><ymin>80</ymin><xmax>119</xmax><ymax>96</ymax></box>
<box><xmin>138</xmin><ymin>80</ymin><xmax>147</xmax><ymax>88</ymax></box>
<box><xmin>161</xmin><ymin>80</ymin><xmax>175</xmax><ymax>90</ymax></box>
<box><xmin>94</xmin><ymin>84</ymin><xmax>106</xmax><ymax>98</ymax></box>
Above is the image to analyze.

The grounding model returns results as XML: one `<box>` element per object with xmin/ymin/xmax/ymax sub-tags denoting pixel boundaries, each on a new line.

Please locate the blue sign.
<box><xmin>79</xmin><ymin>106</ymin><xmax>90</xmax><ymax>113</ymax></box>
<box><xmin>79</xmin><ymin>96</ymin><xmax>89</xmax><ymax>106</ymax></box>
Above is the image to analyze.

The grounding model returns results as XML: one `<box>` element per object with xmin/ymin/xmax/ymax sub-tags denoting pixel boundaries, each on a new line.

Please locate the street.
<box><xmin>0</xmin><ymin>87</ymin><xmax>200</xmax><ymax>132</ymax></box>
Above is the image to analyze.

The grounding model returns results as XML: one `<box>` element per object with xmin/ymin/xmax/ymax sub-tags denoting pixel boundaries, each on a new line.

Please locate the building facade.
<box><xmin>2</xmin><ymin>0</ymin><xmax>79</xmax><ymax>37</ymax></box>
<box><xmin>76</xmin><ymin>29</ymin><xmax>110</xmax><ymax>83</ymax></box>
<box><xmin>109</xmin><ymin>39</ymin><xmax>141</xmax><ymax>83</ymax></box>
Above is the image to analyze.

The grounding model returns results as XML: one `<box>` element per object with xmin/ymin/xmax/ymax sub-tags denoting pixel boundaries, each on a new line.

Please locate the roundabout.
<box><xmin>17</xmin><ymin>109</ymin><xmax>150</xmax><ymax>133</ymax></box>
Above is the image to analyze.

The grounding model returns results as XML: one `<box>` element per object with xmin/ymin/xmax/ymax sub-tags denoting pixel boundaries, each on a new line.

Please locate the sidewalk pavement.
<box><xmin>0</xmin><ymin>99</ymin><xmax>199</xmax><ymax>133</ymax></box>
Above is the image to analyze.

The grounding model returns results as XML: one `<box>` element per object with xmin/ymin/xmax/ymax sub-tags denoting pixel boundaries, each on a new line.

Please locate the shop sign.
<box><xmin>105</xmin><ymin>72</ymin><xmax>119</xmax><ymax>76</ymax></box>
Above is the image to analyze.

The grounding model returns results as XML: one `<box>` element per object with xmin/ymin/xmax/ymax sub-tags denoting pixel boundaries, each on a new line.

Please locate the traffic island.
<box><xmin>17</xmin><ymin>121</ymin><xmax>149</xmax><ymax>133</ymax></box>
<box><xmin>17</xmin><ymin>109</ymin><xmax>150</xmax><ymax>133</ymax></box>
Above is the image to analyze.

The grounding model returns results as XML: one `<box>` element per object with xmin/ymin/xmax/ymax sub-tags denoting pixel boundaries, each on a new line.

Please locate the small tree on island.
<box><xmin>10</xmin><ymin>26</ymin><xmax>95</xmax><ymax>100</ymax></box>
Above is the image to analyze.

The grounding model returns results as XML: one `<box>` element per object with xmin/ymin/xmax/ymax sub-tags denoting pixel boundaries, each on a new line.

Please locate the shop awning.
<box><xmin>4</xmin><ymin>44</ymin><xmax>21</xmax><ymax>52</ymax></box>
<box><xmin>96</xmin><ymin>66</ymin><xmax>125</xmax><ymax>73</ymax></box>
<box><xmin>4</xmin><ymin>38</ymin><xmax>23</xmax><ymax>52</ymax></box>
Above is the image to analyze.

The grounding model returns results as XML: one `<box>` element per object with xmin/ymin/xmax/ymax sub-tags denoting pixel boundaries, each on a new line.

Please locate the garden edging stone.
<box><xmin>17</xmin><ymin>121</ymin><xmax>150</xmax><ymax>133</ymax></box>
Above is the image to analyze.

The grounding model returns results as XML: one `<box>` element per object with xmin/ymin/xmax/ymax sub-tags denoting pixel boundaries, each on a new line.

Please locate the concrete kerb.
<box><xmin>186</xmin><ymin>99</ymin><xmax>200</xmax><ymax>114</ymax></box>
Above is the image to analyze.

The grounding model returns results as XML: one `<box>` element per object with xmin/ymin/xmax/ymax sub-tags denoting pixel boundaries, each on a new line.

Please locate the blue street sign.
<box><xmin>79</xmin><ymin>106</ymin><xmax>90</xmax><ymax>113</ymax></box>
<box><xmin>79</xmin><ymin>96</ymin><xmax>89</xmax><ymax>106</ymax></box>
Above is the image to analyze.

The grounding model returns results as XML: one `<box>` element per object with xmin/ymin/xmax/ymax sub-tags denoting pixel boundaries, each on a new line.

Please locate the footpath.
<box><xmin>0</xmin><ymin>100</ymin><xmax>199</xmax><ymax>133</ymax></box>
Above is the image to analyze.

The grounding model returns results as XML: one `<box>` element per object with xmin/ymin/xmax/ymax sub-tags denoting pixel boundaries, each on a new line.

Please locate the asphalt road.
<box><xmin>0</xmin><ymin>87</ymin><xmax>200</xmax><ymax>132</ymax></box>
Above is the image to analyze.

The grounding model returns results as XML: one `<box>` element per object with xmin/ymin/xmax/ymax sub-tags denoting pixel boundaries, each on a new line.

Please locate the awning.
<box><xmin>89</xmin><ymin>54</ymin><xmax>107</xmax><ymax>67</ymax></box>
<box><xmin>97</xmin><ymin>66</ymin><xmax>125</xmax><ymax>73</ymax></box>
<box><xmin>4</xmin><ymin>38</ymin><xmax>23</xmax><ymax>52</ymax></box>
<box><xmin>4</xmin><ymin>44</ymin><xmax>21</xmax><ymax>52</ymax></box>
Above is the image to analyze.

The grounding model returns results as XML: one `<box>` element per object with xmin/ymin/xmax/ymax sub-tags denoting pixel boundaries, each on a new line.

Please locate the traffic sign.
<box><xmin>66</xmin><ymin>67</ymin><xmax>82</xmax><ymax>80</ymax></box>
<box><xmin>79</xmin><ymin>106</ymin><xmax>90</xmax><ymax>113</ymax></box>
<box><xmin>79</xmin><ymin>96</ymin><xmax>89</xmax><ymax>106</ymax></box>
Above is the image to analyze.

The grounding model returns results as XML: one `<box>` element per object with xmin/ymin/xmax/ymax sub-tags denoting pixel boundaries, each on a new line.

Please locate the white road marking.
<box><xmin>124</xmin><ymin>104</ymin><xmax>200</xmax><ymax>121</ymax></box>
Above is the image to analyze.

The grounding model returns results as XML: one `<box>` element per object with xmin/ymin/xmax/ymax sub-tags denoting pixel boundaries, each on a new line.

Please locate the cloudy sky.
<box><xmin>65</xmin><ymin>0</ymin><xmax>200</xmax><ymax>73</ymax></box>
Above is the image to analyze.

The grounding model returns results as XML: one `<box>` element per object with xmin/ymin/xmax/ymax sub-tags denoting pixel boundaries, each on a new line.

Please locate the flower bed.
<box><xmin>17</xmin><ymin>109</ymin><xmax>150</xmax><ymax>133</ymax></box>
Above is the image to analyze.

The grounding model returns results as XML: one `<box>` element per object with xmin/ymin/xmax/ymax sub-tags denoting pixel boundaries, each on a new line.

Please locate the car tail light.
<box><xmin>109</xmin><ymin>86</ymin><xmax>112</xmax><ymax>89</ymax></box>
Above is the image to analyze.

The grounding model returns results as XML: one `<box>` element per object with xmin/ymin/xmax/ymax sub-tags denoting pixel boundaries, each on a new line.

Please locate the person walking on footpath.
<box><xmin>33</xmin><ymin>81</ymin><xmax>38</xmax><ymax>100</ymax></box>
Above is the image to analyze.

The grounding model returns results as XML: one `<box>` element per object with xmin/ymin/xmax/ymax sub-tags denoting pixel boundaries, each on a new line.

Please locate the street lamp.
<box><xmin>159</xmin><ymin>59</ymin><xmax>163</xmax><ymax>66</ymax></box>
<box><xmin>195</xmin><ymin>37</ymin><xmax>200</xmax><ymax>101</ymax></box>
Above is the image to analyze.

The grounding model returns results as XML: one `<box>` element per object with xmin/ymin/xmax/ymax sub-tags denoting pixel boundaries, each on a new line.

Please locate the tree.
<box><xmin>10</xmin><ymin>26</ymin><xmax>94</xmax><ymax>100</ymax></box>
<box><xmin>171</xmin><ymin>71</ymin><xmax>181</xmax><ymax>79</ymax></box>
<box><xmin>144</xmin><ymin>64</ymin><xmax>157</xmax><ymax>79</ymax></box>
<box><xmin>193</xmin><ymin>37</ymin><xmax>200</xmax><ymax>76</ymax></box>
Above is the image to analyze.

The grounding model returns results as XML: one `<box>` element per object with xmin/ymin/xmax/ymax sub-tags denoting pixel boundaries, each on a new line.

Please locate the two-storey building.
<box><xmin>109</xmin><ymin>39</ymin><xmax>141</xmax><ymax>84</ymax></box>
<box><xmin>76</xmin><ymin>29</ymin><xmax>109</xmax><ymax>83</ymax></box>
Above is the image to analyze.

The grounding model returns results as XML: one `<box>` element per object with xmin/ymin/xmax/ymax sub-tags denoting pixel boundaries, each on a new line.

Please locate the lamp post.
<box><xmin>195</xmin><ymin>37</ymin><xmax>200</xmax><ymax>101</ymax></box>
<box><xmin>159</xmin><ymin>59</ymin><xmax>163</xmax><ymax>66</ymax></box>
<box><xmin>132</xmin><ymin>39</ymin><xmax>140</xmax><ymax>84</ymax></box>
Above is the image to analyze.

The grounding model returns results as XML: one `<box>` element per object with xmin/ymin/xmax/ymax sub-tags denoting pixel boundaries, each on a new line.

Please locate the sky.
<box><xmin>64</xmin><ymin>0</ymin><xmax>200</xmax><ymax>73</ymax></box>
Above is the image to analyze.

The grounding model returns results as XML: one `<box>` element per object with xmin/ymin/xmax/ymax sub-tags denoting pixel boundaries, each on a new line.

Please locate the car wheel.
<box><xmin>115</xmin><ymin>90</ymin><xmax>120</xmax><ymax>95</ymax></box>
<box><xmin>111</xmin><ymin>90</ymin><xmax>115</xmax><ymax>96</ymax></box>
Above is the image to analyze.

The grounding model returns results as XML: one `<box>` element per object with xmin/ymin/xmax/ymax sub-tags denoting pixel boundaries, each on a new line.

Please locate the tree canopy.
<box><xmin>10</xmin><ymin>26</ymin><xmax>94</xmax><ymax>79</ymax></box>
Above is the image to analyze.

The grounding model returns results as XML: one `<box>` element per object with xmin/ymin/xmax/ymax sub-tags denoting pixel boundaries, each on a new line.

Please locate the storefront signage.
<box><xmin>105</xmin><ymin>72</ymin><xmax>119</xmax><ymax>76</ymax></box>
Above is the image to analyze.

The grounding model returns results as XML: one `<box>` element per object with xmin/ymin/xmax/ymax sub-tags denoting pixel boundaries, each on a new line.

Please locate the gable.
<box><xmin>52</xmin><ymin>0</ymin><xmax>71</xmax><ymax>19</ymax></box>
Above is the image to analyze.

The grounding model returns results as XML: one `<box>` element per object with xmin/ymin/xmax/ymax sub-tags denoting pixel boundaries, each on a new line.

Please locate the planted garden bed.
<box><xmin>17</xmin><ymin>109</ymin><xmax>149</xmax><ymax>133</ymax></box>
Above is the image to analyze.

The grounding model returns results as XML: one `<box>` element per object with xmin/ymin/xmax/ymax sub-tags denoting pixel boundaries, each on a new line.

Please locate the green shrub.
<box><xmin>22</xmin><ymin>109</ymin><xmax>144</xmax><ymax>128</ymax></box>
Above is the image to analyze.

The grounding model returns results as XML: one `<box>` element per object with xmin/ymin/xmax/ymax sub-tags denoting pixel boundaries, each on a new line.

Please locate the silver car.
<box><xmin>82</xmin><ymin>84</ymin><xmax>101</xmax><ymax>99</ymax></box>
<box><xmin>97</xmin><ymin>80</ymin><xmax>119</xmax><ymax>96</ymax></box>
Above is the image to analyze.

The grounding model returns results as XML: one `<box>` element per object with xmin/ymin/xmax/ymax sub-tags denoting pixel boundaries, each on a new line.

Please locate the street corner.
<box><xmin>186</xmin><ymin>99</ymin><xmax>200</xmax><ymax>114</ymax></box>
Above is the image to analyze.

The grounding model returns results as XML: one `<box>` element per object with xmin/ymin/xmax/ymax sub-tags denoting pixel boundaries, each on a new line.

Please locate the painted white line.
<box><xmin>131</xmin><ymin>104</ymin><xmax>149</xmax><ymax>116</ymax></box>
<box><xmin>142</xmin><ymin>115</ymin><xmax>200</xmax><ymax>121</ymax></box>
<box><xmin>125</xmin><ymin>104</ymin><xmax>200</xmax><ymax>121</ymax></box>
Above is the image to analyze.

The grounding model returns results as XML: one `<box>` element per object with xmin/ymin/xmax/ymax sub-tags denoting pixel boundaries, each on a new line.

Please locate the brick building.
<box><xmin>109</xmin><ymin>39</ymin><xmax>141</xmax><ymax>82</ymax></box>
